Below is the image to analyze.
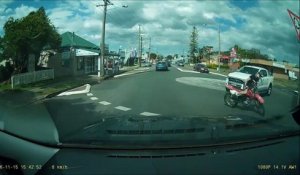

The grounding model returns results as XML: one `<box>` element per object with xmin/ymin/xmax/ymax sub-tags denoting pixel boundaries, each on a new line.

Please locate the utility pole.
<box><xmin>218</xmin><ymin>23</ymin><xmax>221</xmax><ymax>71</ymax></box>
<box><xmin>138</xmin><ymin>24</ymin><xmax>141</xmax><ymax>67</ymax></box>
<box><xmin>97</xmin><ymin>0</ymin><xmax>112</xmax><ymax>77</ymax></box>
<box><xmin>148</xmin><ymin>37</ymin><xmax>151</xmax><ymax>62</ymax></box>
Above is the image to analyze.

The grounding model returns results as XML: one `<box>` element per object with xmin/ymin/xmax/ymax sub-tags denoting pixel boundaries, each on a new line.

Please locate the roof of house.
<box><xmin>61</xmin><ymin>32</ymin><xmax>100</xmax><ymax>53</ymax></box>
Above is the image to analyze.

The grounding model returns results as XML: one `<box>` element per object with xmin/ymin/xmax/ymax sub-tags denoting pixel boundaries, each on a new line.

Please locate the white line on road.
<box><xmin>114</xmin><ymin>72</ymin><xmax>137</xmax><ymax>78</ymax></box>
<box><xmin>176</xmin><ymin>67</ymin><xmax>199</xmax><ymax>74</ymax></box>
<box><xmin>87</xmin><ymin>93</ymin><xmax>93</xmax><ymax>96</ymax></box>
<box><xmin>140</xmin><ymin>112</ymin><xmax>160</xmax><ymax>116</ymax></box>
<box><xmin>99</xmin><ymin>101</ymin><xmax>111</xmax><ymax>105</ymax></box>
<box><xmin>90</xmin><ymin>97</ymin><xmax>98</xmax><ymax>100</ymax></box>
<box><xmin>115</xmin><ymin>106</ymin><xmax>131</xmax><ymax>111</ymax></box>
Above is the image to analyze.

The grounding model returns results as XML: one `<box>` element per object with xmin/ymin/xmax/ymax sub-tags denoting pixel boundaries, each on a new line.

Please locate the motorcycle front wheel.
<box><xmin>253</xmin><ymin>100</ymin><xmax>265</xmax><ymax>116</ymax></box>
<box><xmin>224</xmin><ymin>93</ymin><xmax>238</xmax><ymax>107</ymax></box>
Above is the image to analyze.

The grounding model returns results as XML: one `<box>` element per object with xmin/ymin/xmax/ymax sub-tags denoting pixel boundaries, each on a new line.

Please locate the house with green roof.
<box><xmin>46</xmin><ymin>31</ymin><xmax>101</xmax><ymax>77</ymax></box>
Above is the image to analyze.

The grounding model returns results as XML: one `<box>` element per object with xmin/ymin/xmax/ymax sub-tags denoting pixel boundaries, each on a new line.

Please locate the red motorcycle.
<box><xmin>224</xmin><ymin>84</ymin><xmax>265</xmax><ymax>115</ymax></box>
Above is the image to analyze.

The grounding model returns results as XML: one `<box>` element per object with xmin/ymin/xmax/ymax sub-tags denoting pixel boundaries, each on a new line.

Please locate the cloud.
<box><xmin>0</xmin><ymin>0</ymin><xmax>298</xmax><ymax>64</ymax></box>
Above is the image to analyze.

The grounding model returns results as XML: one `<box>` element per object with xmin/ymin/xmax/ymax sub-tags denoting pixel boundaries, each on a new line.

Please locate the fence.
<box><xmin>11</xmin><ymin>69</ymin><xmax>54</xmax><ymax>89</ymax></box>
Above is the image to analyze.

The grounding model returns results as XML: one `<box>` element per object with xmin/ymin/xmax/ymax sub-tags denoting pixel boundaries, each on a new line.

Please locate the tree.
<box><xmin>166</xmin><ymin>55</ymin><xmax>173</xmax><ymax>60</ymax></box>
<box><xmin>150</xmin><ymin>53</ymin><xmax>157</xmax><ymax>60</ymax></box>
<box><xmin>189</xmin><ymin>26</ymin><xmax>198</xmax><ymax>63</ymax></box>
<box><xmin>1</xmin><ymin>7</ymin><xmax>61</xmax><ymax>74</ymax></box>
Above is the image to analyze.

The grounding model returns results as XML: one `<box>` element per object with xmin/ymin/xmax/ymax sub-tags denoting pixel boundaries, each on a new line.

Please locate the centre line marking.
<box><xmin>140</xmin><ymin>112</ymin><xmax>160</xmax><ymax>116</ymax></box>
<box><xmin>87</xmin><ymin>93</ymin><xmax>93</xmax><ymax>96</ymax></box>
<box><xmin>90</xmin><ymin>97</ymin><xmax>98</xmax><ymax>100</ymax></box>
<box><xmin>99</xmin><ymin>101</ymin><xmax>111</xmax><ymax>105</ymax></box>
<box><xmin>115</xmin><ymin>106</ymin><xmax>131</xmax><ymax>111</ymax></box>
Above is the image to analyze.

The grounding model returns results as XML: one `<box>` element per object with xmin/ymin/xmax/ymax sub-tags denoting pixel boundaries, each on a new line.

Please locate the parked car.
<box><xmin>156</xmin><ymin>61</ymin><xmax>168</xmax><ymax>71</ymax></box>
<box><xmin>225</xmin><ymin>65</ymin><xmax>274</xmax><ymax>96</ymax></box>
<box><xmin>177</xmin><ymin>61</ymin><xmax>184</xmax><ymax>67</ymax></box>
<box><xmin>194</xmin><ymin>63</ymin><xmax>209</xmax><ymax>73</ymax></box>
<box><xmin>143</xmin><ymin>62</ymin><xmax>152</xmax><ymax>67</ymax></box>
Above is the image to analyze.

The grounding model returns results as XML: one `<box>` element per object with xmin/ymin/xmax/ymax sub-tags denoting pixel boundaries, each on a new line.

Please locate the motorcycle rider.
<box><xmin>238</xmin><ymin>72</ymin><xmax>261</xmax><ymax>95</ymax></box>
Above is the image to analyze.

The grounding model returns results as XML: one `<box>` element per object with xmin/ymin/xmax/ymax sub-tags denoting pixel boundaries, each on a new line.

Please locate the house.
<box><xmin>40</xmin><ymin>32</ymin><xmax>101</xmax><ymax>77</ymax></box>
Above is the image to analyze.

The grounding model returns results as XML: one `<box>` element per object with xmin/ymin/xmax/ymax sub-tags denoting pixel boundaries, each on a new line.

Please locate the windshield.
<box><xmin>238</xmin><ymin>66</ymin><xmax>259</xmax><ymax>75</ymax></box>
<box><xmin>0</xmin><ymin>0</ymin><xmax>299</xmax><ymax>149</ymax></box>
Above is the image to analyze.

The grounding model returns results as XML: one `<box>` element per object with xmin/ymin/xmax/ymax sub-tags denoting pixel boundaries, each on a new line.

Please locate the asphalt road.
<box><xmin>44</xmin><ymin>66</ymin><xmax>298</xmax><ymax>139</ymax></box>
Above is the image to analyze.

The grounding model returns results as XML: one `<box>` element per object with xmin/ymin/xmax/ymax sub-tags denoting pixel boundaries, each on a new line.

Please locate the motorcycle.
<box><xmin>224</xmin><ymin>83</ymin><xmax>265</xmax><ymax>115</ymax></box>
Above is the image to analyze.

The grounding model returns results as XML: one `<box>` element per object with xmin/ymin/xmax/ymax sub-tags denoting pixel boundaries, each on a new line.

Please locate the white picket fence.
<box><xmin>11</xmin><ymin>69</ymin><xmax>54</xmax><ymax>89</ymax></box>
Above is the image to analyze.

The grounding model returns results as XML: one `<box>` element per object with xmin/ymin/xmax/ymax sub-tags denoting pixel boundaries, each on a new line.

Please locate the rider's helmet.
<box><xmin>252</xmin><ymin>72</ymin><xmax>261</xmax><ymax>82</ymax></box>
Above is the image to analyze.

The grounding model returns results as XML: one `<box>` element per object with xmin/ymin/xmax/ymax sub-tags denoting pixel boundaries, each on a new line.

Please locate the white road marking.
<box><xmin>176</xmin><ymin>67</ymin><xmax>227</xmax><ymax>77</ymax></box>
<box><xmin>114</xmin><ymin>72</ymin><xmax>137</xmax><ymax>78</ymax></box>
<box><xmin>176</xmin><ymin>77</ymin><xmax>225</xmax><ymax>91</ymax></box>
<box><xmin>115</xmin><ymin>106</ymin><xmax>131</xmax><ymax>111</ymax></box>
<box><xmin>57</xmin><ymin>84</ymin><xmax>91</xmax><ymax>96</ymax></box>
<box><xmin>87</xmin><ymin>93</ymin><xmax>93</xmax><ymax>96</ymax></box>
<box><xmin>176</xmin><ymin>67</ymin><xmax>199</xmax><ymax>73</ymax></box>
<box><xmin>90</xmin><ymin>97</ymin><xmax>98</xmax><ymax>100</ymax></box>
<box><xmin>99</xmin><ymin>101</ymin><xmax>111</xmax><ymax>105</ymax></box>
<box><xmin>140</xmin><ymin>112</ymin><xmax>160</xmax><ymax>116</ymax></box>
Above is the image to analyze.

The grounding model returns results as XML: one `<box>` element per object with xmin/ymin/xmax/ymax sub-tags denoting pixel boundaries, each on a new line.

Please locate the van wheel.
<box><xmin>266</xmin><ymin>84</ymin><xmax>272</xmax><ymax>96</ymax></box>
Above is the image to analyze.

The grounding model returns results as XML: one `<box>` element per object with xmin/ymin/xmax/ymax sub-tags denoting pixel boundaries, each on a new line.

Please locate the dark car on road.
<box><xmin>156</xmin><ymin>61</ymin><xmax>168</xmax><ymax>71</ymax></box>
<box><xmin>194</xmin><ymin>63</ymin><xmax>209</xmax><ymax>73</ymax></box>
<box><xmin>166</xmin><ymin>60</ymin><xmax>171</xmax><ymax>67</ymax></box>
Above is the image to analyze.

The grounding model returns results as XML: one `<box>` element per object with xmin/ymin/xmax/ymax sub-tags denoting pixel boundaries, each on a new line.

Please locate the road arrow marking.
<box><xmin>87</xmin><ymin>93</ymin><xmax>93</xmax><ymax>96</ymax></box>
<box><xmin>140</xmin><ymin>112</ymin><xmax>160</xmax><ymax>116</ymax></box>
<box><xmin>99</xmin><ymin>101</ymin><xmax>111</xmax><ymax>105</ymax></box>
<box><xmin>90</xmin><ymin>97</ymin><xmax>98</xmax><ymax>100</ymax></box>
<box><xmin>115</xmin><ymin>106</ymin><xmax>131</xmax><ymax>111</ymax></box>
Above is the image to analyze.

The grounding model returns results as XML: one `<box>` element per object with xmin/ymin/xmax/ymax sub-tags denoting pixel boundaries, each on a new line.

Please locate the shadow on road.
<box><xmin>44</xmin><ymin>97</ymin><xmax>104</xmax><ymax>142</ymax></box>
<box><xmin>0</xmin><ymin>89</ymin><xmax>39</xmax><ymax>109</ymax></box>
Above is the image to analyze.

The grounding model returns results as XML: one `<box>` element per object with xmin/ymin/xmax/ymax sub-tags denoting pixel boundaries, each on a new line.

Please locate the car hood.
<box><xmin>60</xmin><ymin>114</ymin><xmax>299</xmax><ymax>149</ymax></box>
<box><xmin>0</xmin><ymin>99</ymin><xmax>59</xmax><ymax>145</ymax></box>
<box><xmin>228</xmin><ymin>72</ymin><xmax>251</xmax><ymax>81</ymax></box>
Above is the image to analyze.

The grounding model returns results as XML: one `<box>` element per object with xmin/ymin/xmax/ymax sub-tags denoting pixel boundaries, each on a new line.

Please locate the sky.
<box><xmin>0</xmin><ymin>0</ymin><xmax>299</xmax><ymax>64</ymax></box>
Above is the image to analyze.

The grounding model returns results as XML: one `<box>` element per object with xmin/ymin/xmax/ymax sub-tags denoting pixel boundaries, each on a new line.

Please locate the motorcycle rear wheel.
<box><xmin>224</xmin><ymin>93</ymin><xmax>238</xmax><ymax>107</ymax></box>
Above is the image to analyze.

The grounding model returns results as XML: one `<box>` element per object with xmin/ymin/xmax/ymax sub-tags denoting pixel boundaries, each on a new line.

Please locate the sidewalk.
<box><xmin>0</xmin><ymin>65</ymin><xmax>142</xmax><ymax>100</ymax></box>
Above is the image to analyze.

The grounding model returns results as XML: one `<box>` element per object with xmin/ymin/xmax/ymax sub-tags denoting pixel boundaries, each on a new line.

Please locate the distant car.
<box><xmin>143</xmin><ymin>62</ymin><xmax>152</xmax><ymax>67</ymax></box>
<box><xmin>177</xmin><ymin>62</ymin><xmax>184</xmax><ymax>67</ymax></box>
<box><xmin>156</xmin><ymin>61</ymin><xmax>168</xmax><ymax>71</ymax></box>
<box><xmin>194</xmin><ymin>63</ymin><xmax>209</xmax><ymax>73</ymax></box>
<box><xmin>166</xmin><ymin>61</ymin><xmax>171</xmax><ymax>67</ymax></box>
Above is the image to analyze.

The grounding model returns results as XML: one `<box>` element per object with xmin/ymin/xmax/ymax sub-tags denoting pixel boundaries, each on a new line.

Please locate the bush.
<box><xmin>220</xmin><ymin>64</ymin><xmax>229</xmax><ymax>69</ymax></box>
<box><xmin>206</xmin><ymin>64</ymin><xmax>218</xmax><ymax>69</ymax></box>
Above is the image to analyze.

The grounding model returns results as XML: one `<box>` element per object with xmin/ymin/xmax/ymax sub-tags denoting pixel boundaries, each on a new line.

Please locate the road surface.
<box><xmin>44</xmin><ymin>66</ymin><xmax>298</xmax><ymax>139</ymax></box>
